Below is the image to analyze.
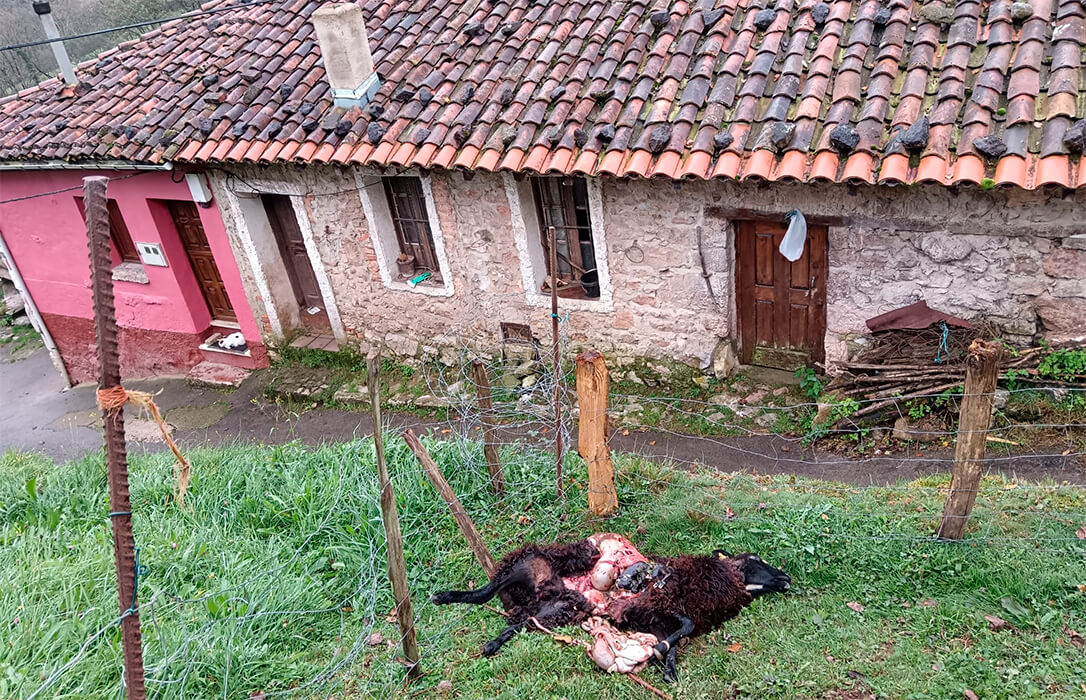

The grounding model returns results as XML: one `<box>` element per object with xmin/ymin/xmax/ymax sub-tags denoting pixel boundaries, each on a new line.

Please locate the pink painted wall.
<box><xmin>0</xmin><ymin>169</ymin><xmax>260</xmax><ymax>342</ymax></box>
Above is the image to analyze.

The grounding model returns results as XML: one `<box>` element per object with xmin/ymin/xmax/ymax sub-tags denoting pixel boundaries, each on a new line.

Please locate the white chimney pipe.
<box><xmin>32</xmin><ymin>1</ymin><xmax>77</xmax><ymax>86</ymax></box>
<box><xmin>311</xmin><ymin>2</ymin><xmax>380</xmax><ymax>108</ymax></box>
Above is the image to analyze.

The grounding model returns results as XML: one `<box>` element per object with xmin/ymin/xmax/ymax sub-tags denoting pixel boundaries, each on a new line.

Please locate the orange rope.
<box><xmin>96</xmin><ymin>385</ymin><xmax>192</xmax><ymax>506</ymax></box>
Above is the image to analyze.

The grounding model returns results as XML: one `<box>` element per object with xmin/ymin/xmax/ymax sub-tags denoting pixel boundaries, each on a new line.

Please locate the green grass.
<box><xmin>2</xmin><ymin>442</ymin><xmax>1085</xmax><ymax>699</ymax></box>
<box><xmin>0</xmin><ymin>322</ymin><xmax>41</xmax><ymax>354</ymax></box>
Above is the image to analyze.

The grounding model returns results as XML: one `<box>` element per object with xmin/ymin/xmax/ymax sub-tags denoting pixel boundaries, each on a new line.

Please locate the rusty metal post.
<box><xmin>85</xmin><ymin>176</ymin><xmax>146</xmax><ymax>699</ymax></box>
<box><xmin>548</xmin><ymin>225</ymin><xmax>564</xmax><ymax>499</ymax></box>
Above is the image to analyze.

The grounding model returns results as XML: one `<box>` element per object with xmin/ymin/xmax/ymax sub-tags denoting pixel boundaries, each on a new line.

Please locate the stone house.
<box><xmin>1</xmin><ymin>0</ymin><xmax>1083</xmax><ymax>381</ymax></box>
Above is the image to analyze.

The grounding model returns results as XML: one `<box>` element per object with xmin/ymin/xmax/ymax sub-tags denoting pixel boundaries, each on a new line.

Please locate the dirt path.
<box><xmin>2</xmin><ymin>348</ymin><xmax>1083</xmax><ymax>485</ymax></box>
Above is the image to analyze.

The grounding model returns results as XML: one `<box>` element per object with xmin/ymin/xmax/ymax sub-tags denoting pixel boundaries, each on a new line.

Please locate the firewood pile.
<box><xmin>825</xmin><ymin>323</ymin><xmax>1045</xmax><ymax>421</ymax></box>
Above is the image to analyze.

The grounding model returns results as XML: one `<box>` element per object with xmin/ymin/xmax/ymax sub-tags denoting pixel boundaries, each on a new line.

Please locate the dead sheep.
<box><xmin>431</xmin><ymin>533</ymin><xmax>790</xmax><ymax>681</ymax></box>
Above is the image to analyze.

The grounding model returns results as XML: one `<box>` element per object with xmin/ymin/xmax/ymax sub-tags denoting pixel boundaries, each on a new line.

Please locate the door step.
<box><xmin>199</xmin><ymin>332</ymin><xmax>259</xmax><ymax>368</ymax></box>
<box><xmin>187</xmin><ymin>361</ymin><xmax>251</xmax><ymax>388</ymax></box>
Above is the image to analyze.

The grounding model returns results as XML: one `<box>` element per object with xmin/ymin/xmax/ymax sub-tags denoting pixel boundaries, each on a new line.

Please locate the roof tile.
<box><xmin>0</xmin><ymin>0</ymin><xmax>1080</xmax><ymax>190</ymax></box>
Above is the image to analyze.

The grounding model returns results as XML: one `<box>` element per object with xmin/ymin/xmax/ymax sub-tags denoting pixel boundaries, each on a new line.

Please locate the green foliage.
<box><xmin>804</xmin><ymin>396</ymin><xmax>861</xmax><ymax>444</ymax></box>
<box><xmin>906</xmin><ymin>398</ymin><xmax>932</xmax><ymax>421</ymax></box>
<box><xmin>1004</xmin><ymin>368</ymin><xmax>1027</xmax><ymax>391</ymax></box>
<box><xmin>1038</xmin><ymin>349</ymin><xmax>1086</xmax><ymax>382</ymax></box>
<box><xmin>794</xmin><ymin>366</ymin><xmax>823</xmax><ymax>401</ymax></box>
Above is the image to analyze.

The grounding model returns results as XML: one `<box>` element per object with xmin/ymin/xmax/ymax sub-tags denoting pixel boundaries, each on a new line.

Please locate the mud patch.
<box><xmin>165</xmin><ymin>402</ymin><xmax>231</xmax><ymax>431</ymax></box>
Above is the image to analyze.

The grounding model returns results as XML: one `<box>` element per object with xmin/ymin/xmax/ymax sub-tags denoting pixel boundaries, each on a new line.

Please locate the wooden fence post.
<box><xmin>404</xmin><ymin>429</ymin><xmax>498</xmax><ymax>578</ymax></box>
<box><xmin>472</xmin><ymin>360</ymin><xmax>504</xmax><ymax>495</ymax></box>
<box><xmin>936</xmin><ymin>339</ymin><xmax>1003</xmax><ymax>540</ymax></box>
<box><xmin>576</xmin><ymin>350</ymin><xmax>618</xmax><ymax>516</ymax></box>
<box><xmin>367</xmin><ymin>353</ymin><xmax>420</xmax><ymax>677</ymax></box>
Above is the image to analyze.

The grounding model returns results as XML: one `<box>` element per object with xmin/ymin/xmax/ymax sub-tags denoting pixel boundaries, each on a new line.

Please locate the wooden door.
<box><xmin>261</xmin><ymin>194</ymin><xmax>330</xmax><ymax>331</ymax></box>
<box><xmin>169</xmin><ymin>201</ymin><xmax>237</xmax><ymax>323</ymax></box>
<box><xmin>735</xmin><ymin>220</ymin><xmax>827</xmax><ymax>369</ymax></box>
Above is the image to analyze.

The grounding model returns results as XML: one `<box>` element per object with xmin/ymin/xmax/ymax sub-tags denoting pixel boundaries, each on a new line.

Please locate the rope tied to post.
<box><xmin>96</xmin><ymin>385</ymin><xmax>192</xmax><ymax>506</ymax></box>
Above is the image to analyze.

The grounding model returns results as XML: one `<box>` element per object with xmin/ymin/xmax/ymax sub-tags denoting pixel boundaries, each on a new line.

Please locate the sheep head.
<box><xmin>722</xmin><ymin>552</ymin><xmax>790</xmax><ymax>596</ymax></box>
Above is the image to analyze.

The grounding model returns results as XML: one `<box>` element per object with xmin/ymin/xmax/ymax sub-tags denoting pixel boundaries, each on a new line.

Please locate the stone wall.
<box><xmin>209</xmin><ymin>164</ymin><xmax>1086</xmax><ymax>372</ymax></box>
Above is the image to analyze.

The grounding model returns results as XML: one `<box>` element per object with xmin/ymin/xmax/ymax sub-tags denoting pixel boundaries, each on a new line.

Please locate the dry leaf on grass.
<box><xmin>1064</xmin><ymin>626</ymin><xmax>1084</xmax><ymax>649</ymax></box>
<box><xmin>366</xmin><ymin>632</ymin><xmax>384</xmax><ymax>646</ymax></box>
<box><xmin>553</xmin><ymin>634</ymin><xmax>576</xmax><ymax>645</ymax></box>
<box><xmin>1075</xmin><ymin>526</ymin><xmax>1086</xmax><ymax>540</ymax></box>
<box><xmin>985</xmin><ymin>614</ymin><xmax>1008</xmax><ymax>631</ymax></box>
<box><xmin>726</xmin><ymin>642</ymin><xmax>742</xmax><ymax>653</ymax></box>
<box><xmin>847</xmin><ymin>601</ymin><xmax>866</xmax><ymax>613</ymax></box>
<box><xmin>920</xmin><ymin>599</ymin><xmax>938</xmax><ymax>608</ymax></box>
<box><xmin>724</xmin><ymin>504</ymin><xmax>737</xmax><ymax>520</ymax></box>
<box><xmin>437</xmin><ymin>680</ymin><xmax>453</xmax><ymax>693</ymax></box>
<box><xmin>963</xmin><ymin>689</ymin><xmax>979</xmax><ymax>700</ymax></box>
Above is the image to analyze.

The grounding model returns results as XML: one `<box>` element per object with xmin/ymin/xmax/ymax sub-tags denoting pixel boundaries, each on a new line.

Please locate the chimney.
<box><xmin>311</xmin><ymin>3</ymin><xmax>380</xmax><ymax>109</ymax></box>
<box><xmin>32</xmin><ymin>1</ymin><xmax>77</xmax><ymax>86</ymax></box>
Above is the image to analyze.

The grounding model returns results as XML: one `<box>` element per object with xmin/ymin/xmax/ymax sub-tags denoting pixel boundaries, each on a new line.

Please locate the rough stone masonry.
<box><xmin>211</xmin><ymin>164</ymin><xmax>1086</xmax><ymax>374</ymax></box>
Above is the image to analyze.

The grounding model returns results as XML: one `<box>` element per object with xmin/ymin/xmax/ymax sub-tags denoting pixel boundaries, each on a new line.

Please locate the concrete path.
<box><xmin>2</xmin><ymin>346</ymin><xmax>1083</xmax><ymax>485</ymax></box>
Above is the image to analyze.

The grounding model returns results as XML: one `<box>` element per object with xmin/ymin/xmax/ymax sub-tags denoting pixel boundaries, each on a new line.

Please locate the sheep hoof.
<box><xmin>431</xmin><ymin>592</ymin><xmax>454</xmax><ymax>605</ymax></box>
<box><xmin>482</xmin><ymin>639</ymin><xmax>504</xmax><ymax>657</ymax></box>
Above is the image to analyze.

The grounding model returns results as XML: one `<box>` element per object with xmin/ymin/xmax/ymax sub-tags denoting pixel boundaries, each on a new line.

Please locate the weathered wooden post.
<box><xmin>472</xmin><ymin>360</ymin><xmax>504</xmax><ymax>495</ymax></box>
<box><xmin>366</xmin><ymin>353</ymin><xmax>420</xmax><ymax>676</ymax></box>
<box><xmin>936</xmin><ymin>339</ymin><xmax>1003</xmax><ymax>540</ymax></box>
<box><xmin>85</xmin><ymin>176</ymin><xmax>146</xmax><ymax>700</ymax></box>
<box><xmin>548</xmin><ymin>225</ymin><xmax>564</xmax><ymax>499</ymax></box>
<box><xmin>576</xmin><ymin>350</ymin><xmax>618</xmax><ymax>516</ymax></box>
<box><xmin>404</xmin><ymin>429</ymin><xmax>498</xmax><ymax>578</ymax></box>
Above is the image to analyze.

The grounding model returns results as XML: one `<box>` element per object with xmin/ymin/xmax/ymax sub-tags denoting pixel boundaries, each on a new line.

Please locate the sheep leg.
<box><xmin>651</xmin><ymin>614</ymin><xmax>693</xmax><ymax>683</ymax></box>
<box><xmin>482</xmin><ymin>620</ymin><xmax>525</xmax><ymax>656</ymax></box>
<box><xmin>431</xmin><ymin>562</ymin><xmax>533</xmax><ymax>606</ymax></box>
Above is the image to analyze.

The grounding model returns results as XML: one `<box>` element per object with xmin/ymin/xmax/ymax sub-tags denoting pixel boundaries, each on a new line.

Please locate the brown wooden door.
<box><xmin>261</xmin><ymin>194</ymin><xmax>330</xmax><ymax>331</ymax></box>
<box><xmin>736</xmin><ymin>220</ymin><xmax>827</xmax><ymax>369</ymax></box>
<box><xmin>169</xmin><ymin>201</ymin><xmax>237</xmax><ymax>323</ymax></box>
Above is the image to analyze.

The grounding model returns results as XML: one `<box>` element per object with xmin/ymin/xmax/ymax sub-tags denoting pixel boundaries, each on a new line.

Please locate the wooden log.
<box><xmin>936</xmin><ymin>340</ymin><xmax>1003</xmax><ymax>540</ymax></box>
<box><xmin>472</xmin><ymin>360</ymin><xmax>504</xmax><ymax>495</ymax></box>
<box><xmin>404</xmin><ymin>429</ymin><xmax>498</xmax><ymax>578</ymax></box>
<box><xmin>847</xmin><ymin>381</ymin><xmax>965</xmax><ymax>419</ymax></box>
<box><xmin>575</xmin><ymin>350</ymin><xmax>618</xmax><ymax>516</ymax></box>
<box><xmin>367</xmin><ymin>353</ymin><xmax>420</xmax><ymax>676</ymax></box>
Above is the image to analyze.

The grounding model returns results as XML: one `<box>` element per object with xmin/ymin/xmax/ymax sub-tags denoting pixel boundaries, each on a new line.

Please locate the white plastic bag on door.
<box><xmin>779</xmin><ymin>209</ymin><xmax>807</xmax><ymax>262</ymax></box>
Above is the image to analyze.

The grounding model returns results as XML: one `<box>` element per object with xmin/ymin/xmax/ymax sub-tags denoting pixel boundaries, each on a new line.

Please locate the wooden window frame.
<box><xmin>382</xmin><ymin>176</ymin><xmax>441</xmax><ymax>280</ymax></box>
<box><xmin>75</xmin><ymin>197</ymin><xmax>140</xmax><ymax>264</ymax></box>
<box><xmin>530</xmin><ymin>176</ymin><xmax>598</xmax><ymax>299</ymax></box>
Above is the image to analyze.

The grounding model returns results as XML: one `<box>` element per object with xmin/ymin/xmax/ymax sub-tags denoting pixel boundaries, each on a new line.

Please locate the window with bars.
<box><xmin>530</xmin><ymin>176</ymin><xmax>599</xmax><ymax>298</ymax></box>
<box><xmin>382</xmin><ymin>176</ymin><xmax>440</xmax><ymax>279</ymax></box>
<box><xmin>75</xmin><ymin>197</ymin><xmax>140</xmax><ymax>264</ymax></box>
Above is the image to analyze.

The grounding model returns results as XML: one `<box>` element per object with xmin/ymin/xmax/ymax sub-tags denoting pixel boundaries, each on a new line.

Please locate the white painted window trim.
<box><xmin>353</xmin><ymin>168</ymin><xmax>454</xmax><ymax>297</ymax></box>
<box><xmin>502</xmin><ymin>172</ymin><xmax>614</xmax><ymax>312</ymax></box>
<box><xmin>220</xmin><ymin>175</ymin><xmax>346</xmax><ymax>342</ymax></box>
<box><xmin>218</xmin><ymin>185</ymin><xmax>284</xmax><ymax>339</ymax></box>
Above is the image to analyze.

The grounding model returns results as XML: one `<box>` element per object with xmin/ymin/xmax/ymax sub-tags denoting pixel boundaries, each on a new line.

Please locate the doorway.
<box><xmin>168</xmin><ymin>201</ymin><xmax>237</xmax><ymax>323</ymax></box>
<box><xmin>260</xmin><ymin>194</ymin><xmax>330</xmax><ymax>332</ymax></box>
<box><xmin>735</xmin><ymin>219</ymin><xmax>827</xmax><ymax>369</ymax></box>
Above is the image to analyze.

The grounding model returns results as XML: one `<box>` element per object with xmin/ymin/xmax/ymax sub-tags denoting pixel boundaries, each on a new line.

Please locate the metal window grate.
<box><xmin>383</xmin><ymin>177</ymin><xmax>440</xmax><ymax>278</ymax></box>
<box><xmin>530</xmin><ymin>177</ymin><xmax>597</xmax><ymax>289</ymax></box>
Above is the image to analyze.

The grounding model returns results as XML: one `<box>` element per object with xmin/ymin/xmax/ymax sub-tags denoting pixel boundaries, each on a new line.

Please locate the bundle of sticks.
<box><xmin>825</xmin><ymin>325</ymin><xmax>1045</xmax><ymax>421</ymax></box>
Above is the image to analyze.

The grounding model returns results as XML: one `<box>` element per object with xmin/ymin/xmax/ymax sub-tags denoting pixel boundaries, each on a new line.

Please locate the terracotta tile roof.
<box><xmin>2</xmin><ymin>0</ymin><xmax>1085</xmax><ymax>189</ymax></box>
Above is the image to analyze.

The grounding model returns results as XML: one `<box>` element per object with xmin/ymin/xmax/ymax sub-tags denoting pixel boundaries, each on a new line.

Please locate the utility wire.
<box><xmin>0</xmin><ymin>0</ymin><xmax>275</xmax><ymax>53</ymax></box>
<box><xmin>0</xmin><ymin>171</ymin><xmax>151</xmax><ymax>205</ymax></box>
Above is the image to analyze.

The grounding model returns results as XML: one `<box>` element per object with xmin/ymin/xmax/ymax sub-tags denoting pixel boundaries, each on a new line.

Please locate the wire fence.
<box><xmin>8</xmin><ymin>326</ymin><xmax>1085</xmax><ymax>699</ymax></box>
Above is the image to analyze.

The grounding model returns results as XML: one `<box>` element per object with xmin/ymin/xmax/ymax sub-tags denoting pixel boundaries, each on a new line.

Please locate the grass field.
<box><xmin>1</xmin><ymin>439</ymin><xmax>1084</xmax><ymax>699</ymax></box>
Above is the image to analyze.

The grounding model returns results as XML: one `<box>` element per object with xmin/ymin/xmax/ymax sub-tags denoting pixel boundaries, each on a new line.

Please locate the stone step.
<box><xmin>187</xmin><ymin>361</ymin><xmax>251</xmax><ymax>388</ymax></box>
<box><xmin>198</xmin><ymin>332</ymin><xmax>261</xmax><ymax>369</ymax></box>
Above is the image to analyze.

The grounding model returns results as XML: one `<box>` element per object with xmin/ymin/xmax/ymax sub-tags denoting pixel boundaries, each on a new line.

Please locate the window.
<box><xmin>531</xmin><ymin>177</ymin><xmax>599</xmax><ymax>298</ymax></box>
<box><xmin>75</xmin><ymin>198</ymin><xmax>140</xmax><ymax>264</ymax></box>
<box><xmin>383</xmin><ymin>176</ymin><xmax>440</xmax><ymax>279</ymax></box>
